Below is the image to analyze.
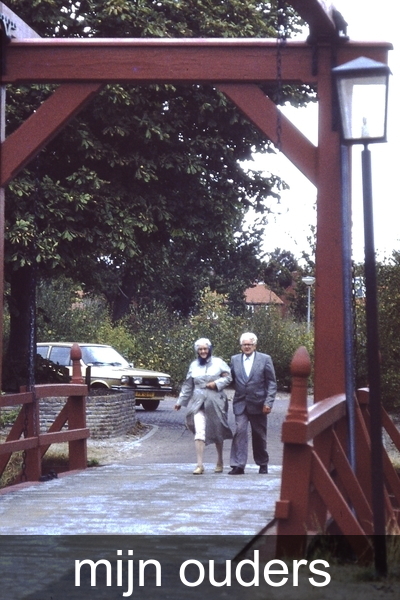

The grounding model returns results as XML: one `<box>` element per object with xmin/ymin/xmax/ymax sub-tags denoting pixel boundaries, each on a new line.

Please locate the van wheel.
<box><xmin>141</xmin><ymin>400</ymin><xmax>160</xmax><ymax>411</ymax></box>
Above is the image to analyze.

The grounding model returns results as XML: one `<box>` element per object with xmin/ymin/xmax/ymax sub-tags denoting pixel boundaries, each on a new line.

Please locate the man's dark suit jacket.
<box><xmin>230</xmin><ymin>351</ymin><xmax>277</xmax><ymax>415</ymax></box>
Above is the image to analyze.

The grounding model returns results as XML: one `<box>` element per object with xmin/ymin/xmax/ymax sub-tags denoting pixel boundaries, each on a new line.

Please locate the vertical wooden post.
<box><xmin>314</xmin><ymin>45</ymin><xmax>345</xmax><ymax>401</ymax></box>
<box><xmin>276</xmin><ymin>347</ymin><xmax>313</xmax><ymax>557</ymax></box>
<box><xmin>355</xmin><ymin>389</ymin><xmax>373</xmax><ymax>505</ymax></box>
<box><xmin>0</xmin><ymin>82</ymin><xmax>5</xmax><ymax>388</ymax></box>
<box><xmin>23</xmin><ymin>391</ymin><xmax>41</xmax><ymax>481</ymax></box>
<box><xmin>68</xmin><ymin>343</ymin><xmax>87</xmax><ymax>470</ymax></box>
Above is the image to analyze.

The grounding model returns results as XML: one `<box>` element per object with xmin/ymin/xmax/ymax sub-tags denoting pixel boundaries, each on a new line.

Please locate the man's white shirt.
<box><xmin>243</xmin><ymin>352</ymin><xmax>254</xmax><ymax>378</ymax></box>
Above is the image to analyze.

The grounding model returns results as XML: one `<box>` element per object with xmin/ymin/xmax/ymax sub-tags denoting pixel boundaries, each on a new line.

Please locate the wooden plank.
<box><xmin>331</xmin><ymin>431</ymin><xmax>373</xmax><ymax>534</ymax></box>
<box><xmin>3</xmin><ymin>38</ymin><xmax>391</xmax><ymax>86</ymax></box>
<box><xmin>307</xmin><ymin>394</ymin><xmax>346</xmax><ymax>439</ymax></box>
<box><xmin>1</xmin><ymin>83</ymin><xmax>103</xmax><ymax>186</ymax></box>
<box><xmin>39</xmin><ymin>428</ymin><xmax>90</xmax><ymax>446</ymax></box>
<box><xmin>281</xmin><ymin>396</ymin><xmax>346</xmax><ymax>444</ymax></box>
<box><xmin>34</xmin><ymin>382</ymin><xmax>88</xmax><ymax>400</ymax></box>
<box><xmin>311</xmin><ymin>451</ymin><xmax>369</xmax><ymax>537</ymax></box>
<box><xmin>0</xmin><ymin>436</ymin><xmax>38</xmax><ymax>455</ymax></box>
<box><xmin>0</xmin><ymin>391</ymin><xmax>33</xmax><ymax>407</ymax></box>
<box><xmin>0</xmin><ymin>3</ymin><xmax>40</xmax><ymax>39</ymax></box>
<box><xmin>1</xmin><ymin>39</ymin><xmax>316</xmax><ymax>84</ymax></box>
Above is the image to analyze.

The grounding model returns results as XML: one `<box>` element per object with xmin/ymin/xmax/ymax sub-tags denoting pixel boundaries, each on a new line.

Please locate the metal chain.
<box><xmin>276</xmin><ymin>0</ymin><xmax>287</xmax><ymax>153</ymax></box>
<box><xmin>20</xmin><ymin>146</ymin><xmax>41</xmax><ymax>482</ymax></box>
<box><xmin>28</xmin><ymin>93</ymin><xmax>45</xmax><ymax>440</ymax></box>
<box><xmin>21</xmin><ymin>404</ymin><xmax>29</xmax><ymax>482</ymax></box>
<box><xmin>27</xmin><ymin>132</ymin><xmax>40</xmax><ymax>394</ymax></box>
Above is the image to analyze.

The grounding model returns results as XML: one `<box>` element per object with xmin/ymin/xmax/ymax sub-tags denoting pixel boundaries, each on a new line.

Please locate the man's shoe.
<box><xmin>259</xmin><ymin>465</ymin><xmax>268</xmax><ymax>474</ymax></box>
<box><xmin>228</xmin><ymin>467</ymin><xmax>244</xmax><ymax>475</ymax></box>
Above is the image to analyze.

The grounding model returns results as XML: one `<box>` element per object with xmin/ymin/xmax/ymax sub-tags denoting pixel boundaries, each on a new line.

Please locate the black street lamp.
<box><xmin>332</xmin><ymin>56</ymin><xmax>391</xmax><ymax>577</ymax></box>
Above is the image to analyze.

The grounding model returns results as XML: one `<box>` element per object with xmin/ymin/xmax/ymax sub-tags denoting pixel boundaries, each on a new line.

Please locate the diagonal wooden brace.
<box><xmin>216</xmin><ymin>83</ymin><xmax>317</xmax><ymax>185</ymax></box>
<box><xmin>1</xmin><ymin>82</ymin><xmax>103</xmax><ymax>186</ymax></box>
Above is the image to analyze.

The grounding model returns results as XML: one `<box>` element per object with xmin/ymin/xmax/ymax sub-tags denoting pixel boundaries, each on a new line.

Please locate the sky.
<box><xmin>253</xmin><ymin>0</ymin><xmax>399</xmax><ymax>264</ymax></box>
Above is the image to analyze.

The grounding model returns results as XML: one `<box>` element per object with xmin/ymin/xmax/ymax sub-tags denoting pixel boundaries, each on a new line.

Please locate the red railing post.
<box><xmin>276</xmin><ymin>346</ymin><xmax>313</xmax><ymax>557</ymax></box>
<box><xmin>23</xmin><ymin>389</ymin><xmax>41</xmax><ymax>482</ymax></box>
<box><xmin>67</xmin><ymin>343</ymin><xmax>88</xmax><ymax>470</ymax></box>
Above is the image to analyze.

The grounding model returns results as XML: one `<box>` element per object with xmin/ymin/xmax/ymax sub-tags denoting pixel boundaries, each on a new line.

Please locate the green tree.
<box><xmin>4</xmin><ymin>1</ymin><xmax>310</xmax><ymax>386</ymax></box>
<box><xmin>365</xmin><ymin>253</ymin><xmax>400</xmax><ymax>409</ymax></box>
<box><xmin>263</xmin><ymin>248</ymin><xmax>299</xmax><ymax>292</ymax></box>
<box><xmin>352</xmin><ymin>254</ymin><xmax>400</xmax><ymax>409</ymax></box>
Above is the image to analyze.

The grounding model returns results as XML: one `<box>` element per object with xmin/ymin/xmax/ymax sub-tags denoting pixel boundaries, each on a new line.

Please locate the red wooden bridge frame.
<box><xmin>0</xmin><ymin>3</ymin><xmax>395</xmax><ymax>512</ymax></box>
<box><xmin>0</xmin><ymin>343</ymin><xmax>88</xmax><ymax>483</ymax></box>
<box><xmin>0</xmin><ymin>2</ymin><xmax>391</xmax><ymax>403</ymax></box>
<box><xmin>270</xmin><ymin>346</ymin><xmax>400</xmax><ymax>561</ymax></box>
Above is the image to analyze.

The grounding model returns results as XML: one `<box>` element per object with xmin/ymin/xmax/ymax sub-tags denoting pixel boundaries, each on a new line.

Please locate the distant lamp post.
<box><xmin>333</xmin><ymin>56</ymin><xmax>391</xmax><ymax>577</ymax></box>
<box><xmin>302</xmin><ymin>276</ymin><xmax>315</xmax><ymax>333</ymax></box>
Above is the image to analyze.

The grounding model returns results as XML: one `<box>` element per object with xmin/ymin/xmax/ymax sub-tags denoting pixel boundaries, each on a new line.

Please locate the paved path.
<box><xmin>0</xmin><ymin>394</ymin><xmax>291</xmax><ymax>536</ymax></box>
<box><xmin>0</xmin><ymin>395</ymin><xmax>291</xmax><ymax>599</ymax></box>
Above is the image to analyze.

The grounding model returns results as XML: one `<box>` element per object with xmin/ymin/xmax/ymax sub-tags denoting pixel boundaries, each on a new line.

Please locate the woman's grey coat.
<box><xmin>177</xmin><ymin>356</ymin><xmax>233</xmax><ymax>445</ymax></box>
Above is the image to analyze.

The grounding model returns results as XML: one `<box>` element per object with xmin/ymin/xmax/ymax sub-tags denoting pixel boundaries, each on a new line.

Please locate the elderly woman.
<box><xmin>174</xmin><ymin>338</ymin><xmax>233</xmax><ymax>474</ymax></box>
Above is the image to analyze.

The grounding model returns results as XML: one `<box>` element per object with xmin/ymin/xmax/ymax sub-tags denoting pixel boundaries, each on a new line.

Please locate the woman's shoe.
<box><xmin>214</xmin><ymin>464</ymin><xmax>223</xmax><ymax>473</ymax></box>
<box><xmin>192</xmin><ymin>465</ymin><xmax>204</xmax><ymax>475</ymax></box>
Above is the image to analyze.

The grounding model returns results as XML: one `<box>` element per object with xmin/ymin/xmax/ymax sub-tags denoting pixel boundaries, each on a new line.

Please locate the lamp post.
<box><xmin>302</xmin><ymin>276</ymin><xmax>315</xmax><ymax>333</ymax></box>
<box><xmin>333</xmin><ymin>56</ymin><xmax>391</xmax><ymax>577</ymax></box>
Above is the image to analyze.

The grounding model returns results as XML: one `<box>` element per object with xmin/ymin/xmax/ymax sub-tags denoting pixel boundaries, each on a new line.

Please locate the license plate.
<box><xmin>136</xmin><ymin>391</ymin><xmax>155</xmax><ymax>398</ymax></box>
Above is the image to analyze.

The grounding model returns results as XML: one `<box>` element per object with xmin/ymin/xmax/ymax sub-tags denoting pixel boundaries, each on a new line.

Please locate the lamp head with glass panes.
<box><xmin>333</xmin><ymin>56</ymin><xmax>390</xmax><ymax>145</ymax></box>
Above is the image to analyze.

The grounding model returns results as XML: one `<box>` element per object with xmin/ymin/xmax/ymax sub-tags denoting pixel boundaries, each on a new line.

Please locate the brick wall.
<box><xmin>39</xmin><ymin>391</ymin><xmax>137</xmax><ymax>439</ymax></box>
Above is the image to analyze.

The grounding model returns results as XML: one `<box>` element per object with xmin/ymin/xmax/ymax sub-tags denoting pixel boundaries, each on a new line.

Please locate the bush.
<box><xmin>36</xmin><ymin>277</ymin><xmax>109</xmax><ymax>343</ymax></box>
<box><xmin>122</xmin><ymin>302</ymin><xmax>197</xmax><ymax>392</ymax></box>
<box><xmin>5</xmin><ymin>279</ymin><xmax>314</xmax><ymax>394</ymax></box>
<box><xmin>121</xmin><ymin>289</ymin><xmax>313</xmax><ymax>393</ymax></box>
<box><xmin>355</xmin><ymin>254</ymin><xmax>400</xmax><ymax>410</ymax></box>
<box><xmin>35</xmin><ymin>355</ymin><xmax>70</xmax><ymax>384</ymax></box>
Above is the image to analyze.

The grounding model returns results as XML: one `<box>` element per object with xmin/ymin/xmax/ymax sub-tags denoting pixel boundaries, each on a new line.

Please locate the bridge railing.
<box><xmin>273</xmin><ymin>346</ymin><xmax>400</xmax><ymax>562</ymax></box>
<box><xmin>0</xmin><ymin>343</ymin><xmax>89</xmax><ymax>484</ymax></box>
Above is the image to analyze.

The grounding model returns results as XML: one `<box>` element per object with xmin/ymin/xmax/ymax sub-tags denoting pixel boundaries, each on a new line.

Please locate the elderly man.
<box><xmin>229</xmin><ymin>332</ymin><xmax>277</xmax><ymax>475</ymax></box>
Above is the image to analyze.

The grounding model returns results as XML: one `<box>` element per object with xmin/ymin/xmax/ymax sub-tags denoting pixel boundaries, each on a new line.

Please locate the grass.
<box><xmin>0</xmin><ymin>408</ymin><xmax>19</xmax><ymax>428</ymax></box>
<box><xmin>0</xmin><ymin>451</ymin><xmax>24</xmax><ymax>488</ymax></box>
<box><xmin>0</xmin><ymin>441</ymin><xmax>99</xmax><ymax>489</ymax></box>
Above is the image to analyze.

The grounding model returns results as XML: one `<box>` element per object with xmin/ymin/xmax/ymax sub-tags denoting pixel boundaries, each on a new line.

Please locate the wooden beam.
<box><xmin>2</xmin><ymin>38</ymin><xmax>391</xmax><ymax>86</ymax></box>
<box><xmin>2</xmin><ymin>38</ymin><xmax>317</xmax><ymax>84</ymax></box>
<box><xmin>288</xmin><ymin>0</ymin><xmax>338</xmax><ymax>39</ymax></box>
<box><xmin>33</xmin><ymin>382</ymin><xmax>88</xmax><ymax>399</ymax></box>
<box><xmin>0</xmin><ymin>83</ymin><xmax>103</xmax><ymax>186</ymax></box>
<box><xmin>217</xmin><ymin>83</ymin><xmax>317</xmax><ymax>184</ymax></box>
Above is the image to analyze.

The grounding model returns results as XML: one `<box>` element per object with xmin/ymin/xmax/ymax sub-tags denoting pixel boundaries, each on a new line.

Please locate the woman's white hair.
<box><xmin>194</xmin><ymin>337</ymin><xmax>212</xmax><ymax>351</ymax></box>
<box><xmin>240</xmin><ymin>332</ymin><xmax>258</xmax><ymax>345</ymax></box>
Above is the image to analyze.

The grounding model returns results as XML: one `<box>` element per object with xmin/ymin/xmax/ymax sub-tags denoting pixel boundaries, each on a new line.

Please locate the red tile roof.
<box><xmin>244</xmin><ymin>283</ymin><xmax>284</xmax><ymax>305</ymax></box>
